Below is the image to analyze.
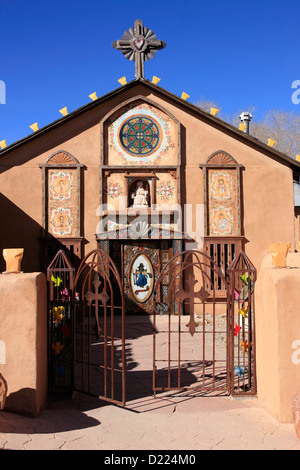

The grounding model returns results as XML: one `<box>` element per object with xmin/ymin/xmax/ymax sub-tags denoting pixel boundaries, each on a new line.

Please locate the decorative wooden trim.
<box><xmin>101</xmin><ymin>208</ymin><xmax>177</xmax><ymax>216</ymax></box>
<box><xmin>41</xmin><ymin>150</ymin><xmax>83</xmax><ymax>167</ymax></box>
<box><xmin>169</xmin><ymin>170</ymin><xmax>177</xmax><ymax>179</ymax></box>
<box><xmin>42</xmin><ymin>236</ymin><xmax>84</xmax><ymax>270</ymax></box>
<box><xmin>124</xmin><ymin>172</ymin><xmax>156</xmax><ymax>178</ymax></box>
<box><xmin>207</xmin><ymin>152</ymin><xmax>236</xmax><ymax>166</ymax></box>
<box><xmin>200</xmin><ymin>151</ymin><xmax>242</xmax><ymax>237</ymax></box>
<box><xmin>199</xmin><ymin>150</ymin><xmax>242</xmax><ymax>169</ymax></box>
<box><xmin>203</xmin><ymin>236</ymin><xmax>245</xmax><ymax>297</ymax></box>
<box><xmin>40</xmin><ymin>150</ymin><xmax>83</xmax><ymax>238</ymax></box>
<box><xmin>48</xmin><ymin>152</ymin><xmax>75</xmax><ymax>165</ymax></box>
<box><xmin>102</xmin><ymin>165</ymin><xmax>178</xmax><ymax>169</ymax></box>
<box><xmin>100</xmin><ymin>95</ymin><xmax>181</xmax><ymax>165</ymax></box>
<box><xmin>99</xmin><ymin>96</ymin><xmax>182</xmax><ymax>212</ymax></box>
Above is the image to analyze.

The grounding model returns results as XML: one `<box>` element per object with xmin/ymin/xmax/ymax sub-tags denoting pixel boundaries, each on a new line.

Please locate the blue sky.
<box><xmin>0</xmin><ymin>0</ymin><xmax>299</xmax><ymax>145</ymax></box>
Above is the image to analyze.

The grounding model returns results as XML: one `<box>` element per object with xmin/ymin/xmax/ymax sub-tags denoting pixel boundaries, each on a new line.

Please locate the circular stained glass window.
<box><xmin>119</xmin><ymin>116</ymin><xmax>161</xmax><ymax>156</ymax></box>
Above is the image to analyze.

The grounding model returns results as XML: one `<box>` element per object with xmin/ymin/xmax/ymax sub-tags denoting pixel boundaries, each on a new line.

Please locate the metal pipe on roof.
<box><xmin>239</xmin><ymin>112</ymin><xmax>253</xmax><ymax>134</ymax></box>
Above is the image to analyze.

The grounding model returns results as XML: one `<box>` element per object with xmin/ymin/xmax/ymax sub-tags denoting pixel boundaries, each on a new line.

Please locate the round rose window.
<box><xmin>119</xmin><ymin>116</ymin><xmax>161</xmax><ymax>156</ymax></box>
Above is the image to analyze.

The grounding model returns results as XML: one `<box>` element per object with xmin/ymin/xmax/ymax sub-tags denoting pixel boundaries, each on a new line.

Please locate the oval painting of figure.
<box><xmin>129</xmin><ymin>254</ymin><xmax>154</xmax><ymax>303</ymax></box>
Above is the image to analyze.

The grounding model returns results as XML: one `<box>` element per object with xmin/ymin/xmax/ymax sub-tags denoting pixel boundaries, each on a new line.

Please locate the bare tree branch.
<box><xmin>195</xmin><ymin>99</ymin><xmax>300</xmax><ymax>158</ymax></box>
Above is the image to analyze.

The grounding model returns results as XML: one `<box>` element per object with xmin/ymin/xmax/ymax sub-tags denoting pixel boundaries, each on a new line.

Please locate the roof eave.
<box><xmin>0</xmin><ymin>78</ymin><xmax>139</xmax><ymax>157</ymax></box>
<box><xmin>1</xmin><ymin>77</ymin><xmax>299</xmax><ymax>171</ymax></box>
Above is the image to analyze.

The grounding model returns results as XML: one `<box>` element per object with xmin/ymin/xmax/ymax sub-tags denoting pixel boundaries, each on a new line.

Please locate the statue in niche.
<box><xmin>131</xmin><ymin>181</ymin><xmax>149</xmax><ymax>207</ymax></box>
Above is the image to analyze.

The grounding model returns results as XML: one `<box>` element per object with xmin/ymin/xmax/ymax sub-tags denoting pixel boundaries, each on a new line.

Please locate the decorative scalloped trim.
<box><xmin>47</xmin><ymin>152</ymin><xmax>76</xmax><ymax>165</ymax></box>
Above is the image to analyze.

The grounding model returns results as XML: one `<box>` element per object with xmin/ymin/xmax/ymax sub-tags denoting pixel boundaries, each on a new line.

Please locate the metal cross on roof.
<box><xmin>112</xmin><ymin>19</ymin><xmax>166</xmax><ymax>79</ymax></box>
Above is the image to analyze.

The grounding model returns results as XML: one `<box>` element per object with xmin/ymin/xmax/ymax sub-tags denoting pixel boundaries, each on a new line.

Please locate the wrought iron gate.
<box><xmin>153</xmin><ymin>249</ymin><xmax>257</xmax><ymax>397</ymax></box>
<box><xmin>72</xmin><ymin>249</ymin><xmax>126</xmax><ymax>405</ymax></box>
<box><xmin>47</xmin><ymin>250</ymin><xmax>75</xmax><ymax>393</ymax></box>
<box><xmin>227</xmin><ymin>251</ymin><xmax>257</xmax><ymax>396</ymax></box>
<box><xmin>47</xmin><ymin>248</ymin><xmax>256</xmax><ymax>403</ymax></box>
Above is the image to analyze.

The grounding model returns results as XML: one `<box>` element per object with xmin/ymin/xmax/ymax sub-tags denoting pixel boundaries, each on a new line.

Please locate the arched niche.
<box><xmin>200</xmin><ymin>150</ymin><xmax>243</xmax><ymax>237</ymax></box>
<box><xmin>128</xmin><ymin>177</ymin><xmax>151</xmax><ymax>208</ymax></box>
<box><xmin>39</xmin><ymin>150</ymin><xmax>84</xmax><ymax>267</ymax></box>
<box><xmin>199</xmin><ymin>150</ymin><xmax>245</xmax><ymax>297</ymax></box>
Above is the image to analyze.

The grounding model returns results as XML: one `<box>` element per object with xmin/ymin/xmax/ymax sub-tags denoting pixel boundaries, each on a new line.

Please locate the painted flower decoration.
<box><xmin>107</xmin><ymin>182</ymin><xmax>124</xmax><ymax>198</ymax></box>
<box><xmin>156</xmin><ymin>181</ymin><xmax>175</xmax><ymax>200</ymax></box>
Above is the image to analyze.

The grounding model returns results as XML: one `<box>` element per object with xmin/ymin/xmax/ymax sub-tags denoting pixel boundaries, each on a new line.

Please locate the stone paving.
<box><xmin>0</xmin><ymin>315</ymin><xmax>300</xmax><ymax>451</ymax></box>
<box><xmin>0</xmin><ymin>393</ymin><xmax>300</xmax><ymax>450</ymax></box>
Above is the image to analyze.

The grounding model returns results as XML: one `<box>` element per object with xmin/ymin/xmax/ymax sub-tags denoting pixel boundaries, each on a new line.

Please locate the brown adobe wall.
<box><xmin>256</xmin><ymin>255</ymin><xmax>300</xmax><ymax>422</ymax></box>
<box><xmin>146</xmin><ymin>90</ymin><xmax>295</xmax><ymax>273</ymax></box>
<box><xmin>0</xmin><ymin>272</ymin><xmax>47</xmax><ymax>416</ymax></box>
<box><xmin>0</xmin><ymin>83</ymin><xmax>295</xmax><ymax>275</ymax></box>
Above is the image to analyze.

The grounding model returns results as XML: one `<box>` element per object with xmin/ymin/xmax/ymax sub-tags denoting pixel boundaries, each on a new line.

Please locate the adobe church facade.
<box><xmin>0</xmin><ymin>74</ymin><xmax>299</xmax><ymax>291</ymax></box>
<box><xmin>1</xmin><ymin>19</ymin><xmax>300</xmax><ymax>421</ymax></box>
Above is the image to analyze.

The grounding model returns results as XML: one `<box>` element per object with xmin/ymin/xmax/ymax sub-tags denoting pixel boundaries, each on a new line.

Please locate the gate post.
<box><xmin>227</xmin><ymin>251</ymin><xmax>257</xmax><ymax>396</ymax></box>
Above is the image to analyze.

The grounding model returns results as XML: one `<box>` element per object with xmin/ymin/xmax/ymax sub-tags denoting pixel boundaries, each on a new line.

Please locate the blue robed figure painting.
<box><xmin>135</xmin><ymin>262</ymin><xmax>152</xmax><ymax>288</ymax></box>
<box><xmin>130</xmin><ymin>253</ymin><xmax>155</xmax><ymax>304</ymax></box>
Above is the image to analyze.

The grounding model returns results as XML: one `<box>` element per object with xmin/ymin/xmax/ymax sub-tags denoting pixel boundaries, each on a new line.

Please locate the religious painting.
<box><xmin>129</xmin><ymin>253</ymin><xmax>154</xmax><ymax>303</ymax></box>
<box><xmin>49</xmin><ymin>170</ymin><xmax>72</xmax><ymax>200</ymax></box>
<box><xmin>207</xmin><ymin>169</ymin><xmax>238</xmax><ymax>236</ymax></box>
<box><xmin>210</xmin><ymin>172</ymin><xmax>231</xmax><ymax>200</ymax></box>
<box><xmin>50</xmin><ymin>207</ymin><xmax>73</xmax><ymax>236</ymax></box>
<box><xmin>47</xmin><ymin>168</ymin><xmax>79</xmax><ymax>237</ymax></box>
<box><xmin>123</xmin><ymin>243</ymin><xmax>159</xmax><ymax>313</ymax></box>
<box><xmin>210</xmin><ymin>208</ymin><xmax>233</xmax><ymax>235</ymax></box>
<box><xmin>108</xmin><ymin>103</ymin><xmax>176</xmax><ymax>166</ymax></box>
